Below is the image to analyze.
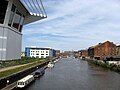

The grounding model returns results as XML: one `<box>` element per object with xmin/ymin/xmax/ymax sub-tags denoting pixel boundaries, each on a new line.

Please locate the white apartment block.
<box><xmin>25</xmin><ymin>47</ymin><xmax>55</xmax><ymax>58</ymax></box>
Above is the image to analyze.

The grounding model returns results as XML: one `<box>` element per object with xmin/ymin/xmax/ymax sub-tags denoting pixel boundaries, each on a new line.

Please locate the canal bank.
<box><xmin>25</xmin><ymin>57</ymin><xmax>120</xmax><ymax>90</ymax></box>
<box><xmin>0</xmin><ymin>61</ymin><xmax>49</xmax><ymax>90</ymax></box>
<box><xmin>86</xmin><ymin>59</ymin><xmax>120</xmax><ymax>73</ymax></box>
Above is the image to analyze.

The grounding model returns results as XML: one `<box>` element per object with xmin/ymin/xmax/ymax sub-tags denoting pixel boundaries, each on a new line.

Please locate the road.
<box><xmin>25</xmin><ymin>57</ymin><xmax>120</xmax><ymax>90</ymax></box>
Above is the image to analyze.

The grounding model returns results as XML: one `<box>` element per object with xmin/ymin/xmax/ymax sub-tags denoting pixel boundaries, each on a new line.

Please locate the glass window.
<box><xmin>19</xmin><ymin>15</ymin><xmax>24</xmax><ymax>32</ymax></box>
<box><xmin>13</xmin><ymin>10</ymin><xmax>21</xmax><ymax>29</ymax></box>
<box><xmin>36</xmin><ymin>53</ymin><xmax>39</xmax><ymax>55</ymax></box>
<box><xmin>8</xmin><ymin>4</ymin><xmax>16</xmax><ymax>26</ymax></box>
<box><xmin>0</xmin><ymin>0</ymin><xmax>8</xmax><ymax>24</ymax></box>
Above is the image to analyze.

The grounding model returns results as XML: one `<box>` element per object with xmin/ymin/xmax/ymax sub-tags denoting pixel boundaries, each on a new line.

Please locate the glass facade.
<box><xmin>13</xmin><ymin>10</ymin><xmax>22</xmax><ymax>29</ymax></box>
<box><xmin>8</xmin><ymin>4</ymin><xmax>16</xmax><ymax>27</ymax></box>
<box><xmin>8</xmin><ymin>4</ymin><xmax>25</xmax><ymax>32</ymax></box>
<box><xmin>19</xmin><ymin>16</ymin><xmax>24</xmax><ymax>32</ymax></box>
<box><xmin>0</xmin><ymin>0</ymin><xmax>8</xmax><ymax>24</ymax></box>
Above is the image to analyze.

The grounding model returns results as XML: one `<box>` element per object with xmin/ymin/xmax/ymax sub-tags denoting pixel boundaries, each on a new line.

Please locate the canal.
<box><xmin>25</xmin><ymin>58</ymin><xmax>120</xmax><ymax>90</ymax></box>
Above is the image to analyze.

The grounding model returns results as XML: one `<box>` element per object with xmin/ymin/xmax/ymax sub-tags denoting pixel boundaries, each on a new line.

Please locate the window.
<box><xmin>13</xmin><ymin>10</ymin><xmax>22</xmax><ymax>29</ymax></box>
<box><xmin>36</xmin><ymin>53</ymin><xmax>39</xmax><ymax>55</ymax></box>
<box><xmin>41</xmin><ymin>56</ymin><xmax>44</xmax><ymax>58</ymax></box>
<box><xmin>8</xmin><ymin>4</ymin><xmax>25</xmax><ymax>32</ymax></box>
<box><xmin>36</xmin><ymin>56</ymin><xmax>39</xmax><ymax>58</ymax></box>
<box><xmin>8</xmin><ymin>4</ymin><xmax>16</xmax><ymax>26</ymax></box>
<box><xmin>18</xmin><ymin>82</ymin><xmax>24</xmax><ymax>85</ymax></box>
<box><xmin>0</xmin><ymin>0</ymin><xmax>8</xmax><ymax>24</ymax></box>
<box><xmin>19</xmin><ymin>15</ymin><xmax>24</xmax><ymax>32</ymax></box>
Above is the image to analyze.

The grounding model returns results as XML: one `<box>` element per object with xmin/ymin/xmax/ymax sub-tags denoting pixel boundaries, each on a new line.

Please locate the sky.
<box><xmin>22</xmin><ymin>0</ymin><xmax>120</xmax><ymax>51</ymax></box>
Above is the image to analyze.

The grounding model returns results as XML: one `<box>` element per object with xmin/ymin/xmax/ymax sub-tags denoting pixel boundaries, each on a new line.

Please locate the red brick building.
<box><xmin>79</xmin><ymin>50</ymin><xmax>88</xmax><ymax>57</ymax></box>
<box><xmin>60</xmin><ymin>53</ymin><xmax>71</xmax><ymax>58</ymax></box>
<box><xmin>88</xmin><ymin>41</ymin><xmax>116</xmax><ymax>60</ymax></box>
<box><xmin>116</xmin><ymin>45</ymin><xmax>120</xmax><ymax>56</ymax></box>
<box><xmin>73</xmin><ymin>52</ymin><xmax>80</xmax><ymax>58</ymax></box>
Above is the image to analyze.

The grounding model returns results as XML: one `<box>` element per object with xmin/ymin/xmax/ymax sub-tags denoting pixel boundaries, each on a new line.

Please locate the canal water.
<box><xmin>25</xmin><ymin>58</ymin><xmax>120</xmax><ymax>90</ymax></box>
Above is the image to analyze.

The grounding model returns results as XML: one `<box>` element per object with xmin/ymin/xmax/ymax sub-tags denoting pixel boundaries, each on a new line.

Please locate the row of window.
<box><xmin>31</xmin><ymin>56</ymin><xmax>49</xmax><ymax>58</ymax></box>
<box><xmin>96</xmin><ymin>47</ymin><xmax>115</xmax><ymax>50</ymax></box>
<box><xmin>31</xmin><ymin>51</ymin><xmax>49</xmax><ymax>53</ymax></box>
<box><xmin>0</xmin><ymin>1</ymin><xmax>24</xmax><ymax>32</ymax></box>
<box><xmin>8</xmin><ymin>4</ymin><xmax>24</xmax><ymax>32</ymax></box>
<box><xmin>31</xmin><ymin>53</ymin><xmax>49</xmax><ymax>56</ymax></box>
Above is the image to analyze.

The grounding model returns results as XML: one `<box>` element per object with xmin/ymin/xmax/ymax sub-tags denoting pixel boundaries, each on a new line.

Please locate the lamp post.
<box><xmin>6</xmin><ymin>80</ymin><xmax>9</xmax><ymax>86</ymax></box>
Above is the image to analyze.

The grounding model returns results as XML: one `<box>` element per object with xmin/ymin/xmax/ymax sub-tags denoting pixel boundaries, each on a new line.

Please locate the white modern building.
<box><xmin>25</xmin><ymin>46</ymin><xmax>56</xmax><ymax>58</ymax></box>
<box><xmin>0</xmin><ymin>0</ymin><xmax>47</xmax><ymax>60</ymax></box>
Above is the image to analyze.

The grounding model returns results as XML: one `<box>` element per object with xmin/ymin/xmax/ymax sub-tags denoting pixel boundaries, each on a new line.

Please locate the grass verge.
<box><xmin>0</xmin><ymin>59</ymin><xmax>48</xmax><ymax>78</ymax></box>
<box><xmin>0</xmin><ymin>57</ymin><xmax>46</xmax><ymax>68</ymax></box>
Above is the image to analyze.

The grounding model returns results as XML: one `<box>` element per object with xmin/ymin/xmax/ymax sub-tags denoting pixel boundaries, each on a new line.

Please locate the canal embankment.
<box><xmin>86</xmin><ymin>59</ymin><xmax>120</xmax><ymax>73</ymax></box>
<box><xmin>0</xmin><ymin>59</ymin><xmax>49</xmax><ymax>89</ymax></box>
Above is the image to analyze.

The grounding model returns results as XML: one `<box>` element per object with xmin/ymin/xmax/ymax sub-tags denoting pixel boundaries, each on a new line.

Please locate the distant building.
<box><xmin>79</xmin><ymin>50</ymin><xmax>88</xmax><ymax>57</ymax></box>
<box><xmin>25</xmin><ymin>46</ymin><xmax>56</xmax><ymax>58</ymax></box>
<box><xmin>88</xmin><ymin>41</ymin><xmax>116</xmax><ymax>60</ymax></box>
<box><xmin>21</xmin><ymin>52</ymin><xmax>25</xmax><ymax>57</ymax></box>
<box><xmin>60</xmin><ymin>52</ymin><xmax>71</xmax><ymax>58</ymax></box>
<box><xmin>56</xmin><ymin>50</ymin><xmax>60</xmax><ymax>57</ymax></box>
<box><xmin>73</xmin><ymin>51</ymin><xmax>80</xmax><ymax>58</ymax></box>
<box><xmin>116</xmin><ymin>45</ymin><xmax>120</xmax><ymax>56</ymax></box>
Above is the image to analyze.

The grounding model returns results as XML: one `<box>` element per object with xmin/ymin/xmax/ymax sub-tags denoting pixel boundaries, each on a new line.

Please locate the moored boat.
<box><xmin>47</xmin><ymin>62</ymin><xmax>54</xmax><ymax>68</ymax></box>
<box><xmin>34</xmin><ymin>68</ymin><xmax>45</xmax><ymax>78</ymax></box>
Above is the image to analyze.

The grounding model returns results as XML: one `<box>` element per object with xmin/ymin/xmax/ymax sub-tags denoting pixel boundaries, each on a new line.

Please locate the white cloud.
<box><xmin>22</xmin><ymin>0</ymin><xmax>120</xmax><ymax>51</ymax></box>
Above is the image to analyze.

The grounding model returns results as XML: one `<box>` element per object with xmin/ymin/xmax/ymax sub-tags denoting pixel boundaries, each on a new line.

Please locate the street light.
<box><xmin>7</xmin><ymin>80</ymin><xmax>9</xmax><ymax>85</ymax></box>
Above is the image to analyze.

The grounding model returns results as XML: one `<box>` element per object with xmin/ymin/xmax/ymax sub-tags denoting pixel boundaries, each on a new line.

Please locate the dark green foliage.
<box><xmin>92</xmin><ymin>60</ymin><xmax>120</xmax><ymax>73</ymax></box>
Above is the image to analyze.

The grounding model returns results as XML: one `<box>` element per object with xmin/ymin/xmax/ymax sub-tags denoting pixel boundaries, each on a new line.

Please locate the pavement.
<box><xmin>0</xmin><ymin>64</ymin><xmax>28</xmax><ymax>72</ymax></box>
<box><xmin>1</xmin><ymin>82</ymin><xmax>17</xmax><ymax>90</ymax></box>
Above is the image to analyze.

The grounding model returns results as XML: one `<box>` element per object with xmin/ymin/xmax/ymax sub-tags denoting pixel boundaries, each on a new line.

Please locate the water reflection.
<box><xmin>25</xmin><ymin>58</ymin><xmax>120</xmax><ymax>90</ymax></box>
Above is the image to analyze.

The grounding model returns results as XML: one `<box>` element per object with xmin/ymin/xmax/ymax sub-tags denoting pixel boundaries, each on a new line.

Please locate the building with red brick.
<box><xmin>73</xmin><ymin>51</ymin><xmax>80</xmax><ymax>58</ymax></box>
<box><xmin>79</xmin><ymin>50</ymin><xmax>88</xmax><ymax>57</ymax></box>
<box><xmin>116</xmin><ymin>45</ymin><xmax>120</xmax><ymax>56</ymax></box>
<box><xmin>88</xmin><ymin>41</ymin><xmax>116</xmax><ymax>60</ymax></box>
<box><xmin>60</xmin><ymin>53</ymin><xmax>71</xmax><ymax>58</ymax></box>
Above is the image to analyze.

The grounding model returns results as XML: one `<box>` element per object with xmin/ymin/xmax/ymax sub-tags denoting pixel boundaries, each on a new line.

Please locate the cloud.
<box><xmin>22</xmin><ymin>0</ymin><xmax>120</xmax><ymax>51</ymax></box>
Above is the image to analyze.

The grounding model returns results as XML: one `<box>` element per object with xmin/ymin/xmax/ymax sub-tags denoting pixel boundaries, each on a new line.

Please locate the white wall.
<box><xmin>106</xmin><ymin>61</ymin><xmax>120</xmax><ymax>65</ymax></box>
<box><xmin>0</xmin><ymin>26</ymin><xmax>22</xmax><ymax>60</ymax></box>
<box><xmin>0</xmin><ymin>26</ymin><xmax>7</xmax><ymax>60</ymax></box>
<box><xmin>6</xmin><ymin>27</ymin><xmax>22</xmax><ymax>60</ymax></box>
<box><xmin>30</xmin><ymin>49</ymin><xmax>50</xmax><ymax>58</ymax></box>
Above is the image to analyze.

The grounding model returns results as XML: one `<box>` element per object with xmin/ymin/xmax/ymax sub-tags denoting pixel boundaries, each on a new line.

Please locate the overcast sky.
<box><xmin>22</xmin><ymin>0</ymin><xmax>120</xmax><ymax>51</ymax></box>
